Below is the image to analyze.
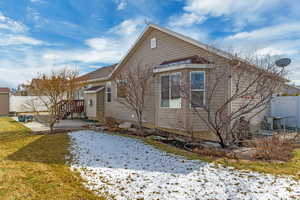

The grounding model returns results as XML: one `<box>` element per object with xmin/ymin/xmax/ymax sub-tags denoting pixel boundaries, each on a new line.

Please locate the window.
<box><xmin>190</xmin><ymin>71</ymin><xmax>205</xmax><ymax>107</ymax></box>
<box><xmin>106</xmin><ymin>82</ymin><xmax>112</xmax><ymax>103</ymax></box>
<box><xmin>150</xmin><ymin>38</ymin><xmax>157</xmax><ymax>49</ymax></box>
<box><xmin>161</xmin><ymin>76</ymin><xmax>169</xmax><ymax>107</ymax></box>
<box><xmin>160</xmin><ymin>72</ymin><xmax>181</xmax><ymax>108</ymax></box>
<box><xmin>106</xmin><ymin>87</ymin><xmax>112</xmax><ymax>102</ymax></box>
<box><xmin>117</xmin><ymin>80</ymin><xmax>126</xmax><ymax>98</ymax></box>
<box><xmin>88</xmin><ymin>99</ymin><xmax>93</xmax><ymax>106</ymax></box>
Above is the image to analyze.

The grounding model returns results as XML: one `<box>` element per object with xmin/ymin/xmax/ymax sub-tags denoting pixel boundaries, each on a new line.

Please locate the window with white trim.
<box><xmin>160</xmin><ymin>72</ymin><xmax>181</xmax><ymax>108</ymax></box>
<box><xmin>190</xmin><ymin>71</ymin><xmax>205</xmax><ymax>107</ymax></box>
<box><xmin>106</xmin><ymin>82</ymin><xmax>112</xmax><ymax>103</ymax></box>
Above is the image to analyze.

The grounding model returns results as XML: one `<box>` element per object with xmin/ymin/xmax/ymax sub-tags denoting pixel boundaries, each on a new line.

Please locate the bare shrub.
<box><xmin>115</xmin><ymin>61</ymin><xmax>153</xmax><ymax>135</ymax></box>
<box><xmin>181</xmin><ymin>53</ymin><xmax>286</xmax><ymax>148</ymax></box>
<box><xmin>105</xmin><ymin>117</ymin><xmax>118</xmax><ymax>128</ymax></box>
<box><xmin>252</xmin><ymin>136</ymin><xmax>295</xmax><ymax>161</ymax></box>
<box><xmin>28</xmin><ymin>68</ymin><xmax>84</xmax><ymax>132</ymax></box>
<box><xmin>192</xmin><ymin>147</ymin><xmax>228</xmax><ymax>158</ymax></box>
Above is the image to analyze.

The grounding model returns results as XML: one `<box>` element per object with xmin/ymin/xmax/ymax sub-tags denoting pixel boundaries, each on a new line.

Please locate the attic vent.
<box><xmin>150</xmin><ymin>38</ymin><xmax>157</xmax><ymax>49</ymax></box>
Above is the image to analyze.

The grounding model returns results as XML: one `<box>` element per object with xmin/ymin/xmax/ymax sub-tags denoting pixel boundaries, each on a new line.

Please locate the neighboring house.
<box><xmin>0</xmin><ymin>87</ymin><xmax>10</xmax><ymax>116</ymax></box>
<box><xmin>13</xmin><ymin>79</ymin><xmax>43</xmax><ymax>96</ymax></box>
<box><xmin>281</xmin><ymin>84</ymin><xmax>300</xmax><ymax>95</ymax></box>
<box><xmin>78</xmin><ymin>24</ymin><xmax>280</xmax><ymax>140</ymax></box>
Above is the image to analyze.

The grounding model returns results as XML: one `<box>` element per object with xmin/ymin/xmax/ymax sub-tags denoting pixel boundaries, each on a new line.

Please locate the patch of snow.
<box><xmin>68</xmin><ymin>130</ymin><xmax>300</xmax><ymax>200</ymax></box>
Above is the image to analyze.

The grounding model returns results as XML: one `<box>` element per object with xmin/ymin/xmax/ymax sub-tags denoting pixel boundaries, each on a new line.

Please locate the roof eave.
<box><xmin>84</xmin><ymin>87</ymin><xmax>105</xmax><ymax>94</ymax></box>
<box><xmin>86</xmin><ymin>77</ymin><xmax>110</xmax><ymax>83</ymax></box>
<box><xmin>153</xmin><ymin>64</ymin><xmax>213</xmax><ymax>74</ymax></box>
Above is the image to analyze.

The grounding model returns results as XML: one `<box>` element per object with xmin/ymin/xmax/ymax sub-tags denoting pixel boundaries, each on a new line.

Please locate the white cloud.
<box><xmin>0</xmin><ymin>12</ymin><xmax>27</xmax><ymax>33</ymax></box>
<box><xmin>170</xmin><ymin>0</ymin><xmax>295</xmax><ymax>30</ymax></box>
<box><xmin>117</xmin><ymin>0</ymin><xmax>127</xmax><ymax>10</ymax></box>
<box><xmin>109</xmin><ymin>18</ymin><xmax>144</xmax><ymax>36</ymax></box>
<box><xmin>169</xmin><ymin>13</ymin><xmax>205</xmax><ymax>27</ymax></box>
<box><xmin>0</xmin><ymin>14</ymin><xmax>49</xmax><ymax>87</ymax></box>
<box><xmin>0</xmin><ymin>34</ymin><xmax>44</xmax><ymax>46</ymax></box>
<box><xmin>218</xmin><ymin>22</ymin><xmax>300</xmax><ymax>84</ymax></box>
<box><xmin>0</xmin><ymin>13</ymin><xmax>45</xmax><ymax>46</ymax></box>
<box><xmin>0</xmin><ymin>16</ymin><xmax>147</xmax><ymax>88</ymax></box>
<box><xmin>42</xmin><ymin>18</ymin><xmax>146</xmax><ymax>64</ymax></box>
<box><xmin>184</xmin><ymin>0</ymin><xmax>256</xmax><ymax>17</ymax></box>
<box><xmin>113</xmin><ymin>0</ymin><xmax>127</xmax><ymax>11</ymax></box>
<box><xmin>168</xmin><ymin>26</ymin><xmax>210</xmax><ymax>43</ymax></box>
<box><xmin>227</xmin><ymin>23</ymin><xmax>300</xmax><ymax>41</ymax></box>
<box><xmin>220</xmin><ymin>22</ymin><xmax>300</xmax><ymax>52</ymax></box>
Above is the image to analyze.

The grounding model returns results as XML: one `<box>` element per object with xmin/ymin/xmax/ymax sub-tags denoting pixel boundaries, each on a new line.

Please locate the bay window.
<box><xmin>190</xmin><ymin>71</ymin><xmax>205</xmax><ymax>107</ymax></box>
<box><xmin>160</xmin><ymin>72</ymin><xmax>181</xmax><ymax>108</ymax></box>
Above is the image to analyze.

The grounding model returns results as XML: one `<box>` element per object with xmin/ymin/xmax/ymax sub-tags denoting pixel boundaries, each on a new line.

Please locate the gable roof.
<box><xmin>109</xmin><ymin>24</ymin><xmax>234</xmax><ymax>78</ymax></box>
<box><xmin>0</xmin><ymin>88</ymin><xmax>10</xmax><ymax>93</ymax></box>
<box><xmin>84</xmin><ymin>24</ymin><xmax>284</xmax><ymax>82</ymax></box>
<box><xmin>79</xmin><ymin>64</ymin><xmax>117</xmax><ymax>82</ymax></box>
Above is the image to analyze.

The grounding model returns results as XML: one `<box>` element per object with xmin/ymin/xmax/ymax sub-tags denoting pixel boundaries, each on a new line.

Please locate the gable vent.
<box><xmin>150</xmin><ymin>38</ymin><xmax>157</xmax><ymax>49</ymax></box>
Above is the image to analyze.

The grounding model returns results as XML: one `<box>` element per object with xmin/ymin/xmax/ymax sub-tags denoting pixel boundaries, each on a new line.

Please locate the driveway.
<box><xmin>69</xmin><ymin>130</ymin><xmax>300</xmax><ymax>200</ymax></box>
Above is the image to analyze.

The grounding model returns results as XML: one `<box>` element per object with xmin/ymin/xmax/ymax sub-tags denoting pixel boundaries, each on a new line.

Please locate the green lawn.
<box><xmin>0</xmin><ymin>117</ymin><xmax>103</xmax><ymax>200</ymax></box>
<box><xmin>1</xmin><ymin>117</ymin><xmax>299</xmax><ymax>200</ymax></box>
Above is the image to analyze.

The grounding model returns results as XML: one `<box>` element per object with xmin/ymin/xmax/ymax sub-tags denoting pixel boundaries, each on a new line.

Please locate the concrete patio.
<box><xmin>11</xmin><ymin>117</ymin><xmax>90</xmax><ymax>132</ymax></box>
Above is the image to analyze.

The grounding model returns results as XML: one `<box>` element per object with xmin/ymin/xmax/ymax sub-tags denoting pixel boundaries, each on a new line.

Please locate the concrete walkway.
<box><xmin>12</xmin><ymin>117</ymin><xmax>89</xmax><ymax>132</ymax></box>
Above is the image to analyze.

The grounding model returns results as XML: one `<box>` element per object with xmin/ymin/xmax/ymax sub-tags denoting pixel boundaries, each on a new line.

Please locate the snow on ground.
<box><xmin>68</xmin><ymin>130</ymin><xmax>300</xmax><ymax>200</ymax></box>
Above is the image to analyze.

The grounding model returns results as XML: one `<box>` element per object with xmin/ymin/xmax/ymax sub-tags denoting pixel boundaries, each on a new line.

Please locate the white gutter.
<box><xmin>86</xmin><ymin>77</ymin><xmax>110</xmax><ymax>83</ymax></box>
<box><xmin>84</xmin><ymin>87</ymin><xmax>105</xmax><ymax>94</ymax></box>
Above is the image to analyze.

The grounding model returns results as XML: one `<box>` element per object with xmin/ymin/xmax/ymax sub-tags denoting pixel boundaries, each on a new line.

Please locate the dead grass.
<box><xmin>216</xmin><ymin>149</ymin><xmax>300</xmax><ymax>180</ymax></box>
<box><xmin>143</xmin><ymin>138</ymin><xmax>214</xmax><ymax>163</ymax></box>
<box><xmin>252</xmin><ymin>135</ymin><xmax>295</xmax><ymax>161</ymax></box>
<box><xmin>0</xmin><ymin>117</ymin><xmax>104</xmax><ymax>200</ymax></box>
<box><xmin>143</xmin><ymin>137</ymin><xmax>300</xmax><ymax>179</ymax></box>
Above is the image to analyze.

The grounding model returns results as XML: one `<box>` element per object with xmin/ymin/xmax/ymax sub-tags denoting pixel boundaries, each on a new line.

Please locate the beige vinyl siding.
<box><xmin>230</xmin><ymin>68</ymin><xmax>269</xmax><ymax>127</ymax></box>
<box><xmin>0</xmin><ymin>93</ymin><xmax>9</xmax><ymax>115</ymax></box>
<box><xmin>96</xmin><ymin>90</ymin><xmax>105</xmax><ymax>122</ymax></box>
<box><xmin>84</xmin><ymin>93</ymin><xmax>97</xmax><ymax>118</ymax></box>
<box><xmin>84</xmin><ymin>81</ymin><xmax>106</xmax><ymax>121</ymax></box>
<box><xmin>106</xmin><ymin>28</ymin><xmax>230</xmax><ymax>133</ymax></box>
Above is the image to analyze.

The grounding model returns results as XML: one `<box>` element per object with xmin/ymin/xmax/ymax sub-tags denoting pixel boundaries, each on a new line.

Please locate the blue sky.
<box><xmin>0</xmin><ymin>0</ymin><xmax>299</xmax><ymax>88</ymax></box>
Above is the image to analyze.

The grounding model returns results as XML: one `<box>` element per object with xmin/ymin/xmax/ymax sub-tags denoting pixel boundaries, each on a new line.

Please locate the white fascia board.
<box><xmin>86</xmin><ymin>77</ymin><xmax>110</xmax><ymax>83</ymax></box>
<box><xmin>84</xmin><ymin>87</ymin><xmax>105</xmax><ymax>94</ymax></box>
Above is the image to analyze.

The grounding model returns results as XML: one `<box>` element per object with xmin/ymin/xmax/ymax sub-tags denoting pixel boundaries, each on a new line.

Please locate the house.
<box><xmin>281</xmin><ymin>84</ymin><xmax>300</xmax><ymax>95</ymax></box>
<box><xmin>0</xmin><ymin>87</ymin><xmax>10</xmax><ymax>116</ymax></box>
<box><xmin>79</xmin><ymin>24</ymin><xmax>278</xmax><ymax>140</ymax></box>
<box><xmin>14</xmin><ymin>79</ymin><xmax>42</xmax><ymax>96</ymax></box>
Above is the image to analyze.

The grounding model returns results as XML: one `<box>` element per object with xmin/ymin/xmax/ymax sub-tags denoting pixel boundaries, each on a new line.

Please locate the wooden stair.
<box><xmin>58</xmin><ymin>100</ymin><xmax>84</xmax><ymax>119</ymax></box>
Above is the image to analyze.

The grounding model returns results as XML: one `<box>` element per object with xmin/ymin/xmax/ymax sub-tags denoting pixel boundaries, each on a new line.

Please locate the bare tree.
<box><xmin>29</xmin><ymin>68</ymin><xmax>84</xmax><ymax>132</ymax></box>
<box><xmin>182</xmin><ymin>53</ymin><xmax>286</xmax><ymax>148</ymax></box>
<box><xmin>115</xmin><ymin>62</ymin><xmax>153</xmax><ymax>135</ymax></box>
